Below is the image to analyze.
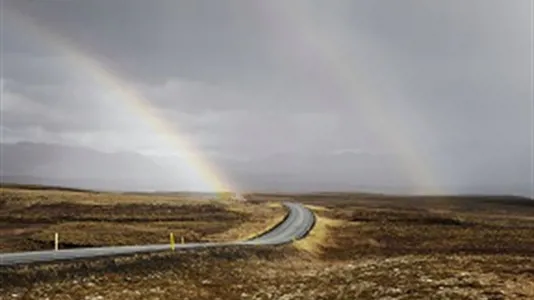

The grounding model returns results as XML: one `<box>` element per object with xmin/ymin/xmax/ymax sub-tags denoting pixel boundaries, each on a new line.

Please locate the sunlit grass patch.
<box><xmin>294</xmin><ymin>205</ymin><xmax>345</xmax><ymax>256</ymax></box>
<box><xmin>207</xmin><ymin>203</ymin><xmax>287</xmax><ymax>242</ymax></box>
<box><xmin>304</xmin><ymin>204</ymin><xmax>331</xmax><ymax>212</ymax></box>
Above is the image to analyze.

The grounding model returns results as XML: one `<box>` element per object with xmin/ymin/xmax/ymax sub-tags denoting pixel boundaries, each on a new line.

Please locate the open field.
<box><xmin>2</xmin><ymin>248</ymin><xmax>533</xmax><ymax>300</ymax></box>
<box><xmin>0</xmin><ymin>185</ymin><xmax>286</xmax><ymax>252</ymax></box>
<box><xmin>1</xmin><ymin>190</ymin><xmax>534</xmax><ymax>299</ymax></box>
<box><xmin>291</xmin><ymin>193</ymin><xmax>534</xmax><ymax>258</ymax></box>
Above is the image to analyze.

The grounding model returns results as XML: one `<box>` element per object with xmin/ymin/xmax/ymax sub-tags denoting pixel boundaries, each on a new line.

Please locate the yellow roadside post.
<box><xmin>181</xmin><ymin>236</ymin><xmax>185</xmax><ymax>244</ymax></box>
<box><xmin>54</xmin><ymin>232</ymin><xmax>59</xmax><ymax>251</ymax></box>
<box><xmin>170</xmin><ymin>232</ymin><xmax>175</xmax><ymax>251</ymax></box>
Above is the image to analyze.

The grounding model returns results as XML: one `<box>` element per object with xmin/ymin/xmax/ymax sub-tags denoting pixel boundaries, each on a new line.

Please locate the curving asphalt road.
<box><xmin>0</xmin><ymin>202</ymin><xmax>314</xmax><ymax>266</ymax></box>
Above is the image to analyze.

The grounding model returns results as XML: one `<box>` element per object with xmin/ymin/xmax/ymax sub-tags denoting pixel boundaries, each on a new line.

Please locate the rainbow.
<box><xmin>4</xmin><ymin>9</ymin><xmax>233</xmax><ymax>193</ymax></box>
<box><xmin>256</xmin><ymin>3</ymin><xmax>440</xmax><ymax>194</ymax></box>
<box><xmin>5</xmin><ymin>4</ymin><xmax>440</xmax><ymax>195</ymax></box>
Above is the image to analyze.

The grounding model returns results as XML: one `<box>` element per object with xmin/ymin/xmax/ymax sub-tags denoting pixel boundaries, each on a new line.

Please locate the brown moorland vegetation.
<box><xmin>0</xmin><ymin>185</ymin><xmax>286</xmax><ymax>252</ymax></box>
<box><xmin>1</xmin><ymin>190</ymin><xmax>533</xmax><ymax>299</ymax></box>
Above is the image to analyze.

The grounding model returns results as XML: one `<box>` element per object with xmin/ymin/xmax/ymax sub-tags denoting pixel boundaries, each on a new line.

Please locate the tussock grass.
<box><xmin>2</xmin><ymin>192</ymin><xmax>534</xmax><ymax>299</ymax></box>
<box><xmin>2</xmin><ymin>251</ymin><xmax>533</xmax><ymax>300</ymax></box>
<box><xmin>0</xmin><ymin>187</ymin><xmax>287</xmax><ymax>252</ymax></box>
<box><xmin>206</xmin><ymin>203</ymin><xmax>287</xmax><ymax>242</ymax></box>
<box><xmin>29</xmin><ymin>221</ymin><xmax>219</xmax><ymax>247</ymax></box>
<box><xmin>304</xmin><ymin>204</ymin><xmax>330</xmax><ymax>212</ymax></box>
<box><xmin>0</xmin><ymin>187</ymin><xmax>210</xmax><ymax>207</ymax></box>
<box><xmin>265</xmin><ymin>201</ymin><xmax>283</xmax><ymax>208</ymax></box>
<box><xmin>295</xmin><ymin>193</ymin><xmax>534</xmax><ymax>259</ymax></box>
<box><xmin>294</xmin><ymin>206</ymin><xmax>345</xmax><ymax>256</ymax></box>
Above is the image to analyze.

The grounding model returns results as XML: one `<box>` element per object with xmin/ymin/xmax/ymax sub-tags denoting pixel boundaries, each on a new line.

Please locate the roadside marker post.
<box><xmin>181</xmin><ymin>236</ymin><xmax>185</xmax><ymax>244</ymax></box>
<box><xmin>170</xmin><ymin>232</ymin><xmax>175</xmax><ymax>251</ymax></box>
<box><xmin>54</xmin><ymin>232</ymin><xmax>59</xmax><ymax>251</ymax></box>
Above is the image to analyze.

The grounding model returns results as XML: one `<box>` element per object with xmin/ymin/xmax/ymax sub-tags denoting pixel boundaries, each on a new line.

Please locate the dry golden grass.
<box><xmin>2</xmin><ymin>249</ymin><xmax>533</xmax><ymax>300</ymax></box>
<box><xmin>206</xmin><ymin>202</ymin><xmax>287</xmax><ymax>242</ymax></box>
<box><xmin>293</xmin><ymin>194</ymin><xmax>534</xmax><ymax>260</ymax></box>
<box><xmin>304</xmin><ymin>204</ymin><xmax>331</xmax><ymax>211</ymax></box>
<box><xmin>293</xmin><ymin>206</ymin><xmax>345</xmax><ymax>256</ymax></box>
<box><xmin>0</xmin><ymin>187</ymin><xmax>286</xmax><ymax>252</ymax></box>
<box><xmin>2</xmin><ymin>191</ymin><xmax>534</xmax><ymax>299</ymax></box>
<box><xmin>0</xmin><ymin>187</ymin><xmax>211</xmax><ymax>207</ymax></box>
<box><xmin>29</xmin><ymin>221</ymin><xmax>217</xmax><ymax>247</ymax></box>
<box><xmin>265</xmin><ymin>201</ymin><xmax>283</xmax><ymax>209</ymax></box>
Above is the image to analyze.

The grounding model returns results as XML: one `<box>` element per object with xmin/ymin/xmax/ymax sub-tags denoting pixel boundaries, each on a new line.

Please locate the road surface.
<box><xmin>0</xmin><ymin>202</ymin><xmax>314</xmax><ymax>266</ymax></box>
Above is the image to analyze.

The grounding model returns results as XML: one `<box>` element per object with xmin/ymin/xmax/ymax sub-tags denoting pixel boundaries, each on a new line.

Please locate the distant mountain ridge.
<box><xmin>1</xmin><ymin>142</ymin><xmax>532</xmax><ymax>197</ymax></box>
<box><xmin>0</xmin><ymin>142</ymin><xmax>186</xmax><ymax>191</ymax></box>
<box><xmin>0</xmin><ymin>142</ymin><xmax>412</xmax><ymax>192</ymax></box>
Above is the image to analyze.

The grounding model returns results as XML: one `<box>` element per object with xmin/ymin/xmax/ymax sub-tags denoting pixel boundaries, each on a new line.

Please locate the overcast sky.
<box><xmin>1</xmin><ymin>0</ymin><xmax>533</xmax><ymax>196</ymax></box>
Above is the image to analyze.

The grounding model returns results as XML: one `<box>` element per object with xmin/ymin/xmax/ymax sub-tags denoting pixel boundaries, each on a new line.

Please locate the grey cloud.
<box><xmin>2</xmin><ymin>0</ymin><xmax>532</xmax><ymax>196</ymax></box>
<box><xmin>4</xmin><ymin>0</ymin><xmax>275</xmax><ymax>85</ymax></box>
<box><xmin>158</xmin><ymin>109</ymin><xmax>357</xmax><ymax>159</ymax></box>
<box><xmin>140</xmin><ymin>77</ymin><xmax>354</xmax><ymax>115</ymax></box>
<box><xmin>3</xmin><ymin>53</ymin><xmax>81</xmax><ymax>86</ymax></box>
<box><xmin>2</xmin><ymin>81</ymin><xmax>135</xmax><ymax>133</ymax></box>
